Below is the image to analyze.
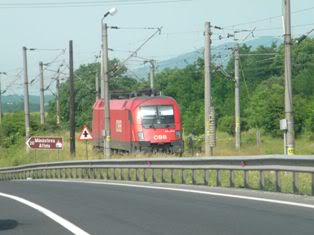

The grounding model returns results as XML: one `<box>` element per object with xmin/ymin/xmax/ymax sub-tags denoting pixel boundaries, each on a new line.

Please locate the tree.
<box><xmin>245</xmin><ymin>77</ymin><xmax>284</xmax><ymax>136</ymax></box>
<box><xmin>48</xmin><ymin>59</ymin><xmax>139</xmax><ymax>128</ymax></box>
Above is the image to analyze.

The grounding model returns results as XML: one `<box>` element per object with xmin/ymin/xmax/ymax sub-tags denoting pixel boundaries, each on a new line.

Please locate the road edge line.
<box><xmin>0</xmin><ymin>192</ymin><xmax>90</xmax><ymax>235</ymax></box>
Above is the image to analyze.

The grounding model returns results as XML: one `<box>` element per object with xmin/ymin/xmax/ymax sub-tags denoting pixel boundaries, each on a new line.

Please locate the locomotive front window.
<box><xmin>140</xmin><ymin>106</ymin><xmax>158</xmax><ymax>125</ymax></box>
<box><xmin>158</xmin><ymin>106</ymin><xmax>174</xmax><ymax>124</ymax></box>
<box><xmin>140</xmin><ymin>105</ymin><xmax>174</xmax><ymax>128</ymax></box>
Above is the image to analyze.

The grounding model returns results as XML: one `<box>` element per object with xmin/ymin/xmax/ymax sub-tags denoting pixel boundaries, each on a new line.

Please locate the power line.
<box><xmin>224</xmin><ymin>5</ymin><xmax>314</xmax><ymax>29</ymax></box>
<box><xmin>0</xmin><ymin>0</ymin><xmax>190</xmax><ymax>9</ymax></box>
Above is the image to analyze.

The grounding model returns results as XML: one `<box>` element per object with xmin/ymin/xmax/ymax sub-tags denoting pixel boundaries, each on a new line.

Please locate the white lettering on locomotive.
<box><xmin>115</xmin><ymin>120</ymin><xmax>122</xmax><ymax>132</ymax></box>
<box><xmin>153</xmin><ymin>135</ymin><xmax>167</xmax><ymax>140</ymax></box>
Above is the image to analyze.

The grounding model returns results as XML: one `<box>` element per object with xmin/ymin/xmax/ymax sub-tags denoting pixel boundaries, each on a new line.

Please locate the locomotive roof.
<box><xmin>93</xmin><ymin>96</ymin><xmax>179</xmax><ymax>111</ymax></box>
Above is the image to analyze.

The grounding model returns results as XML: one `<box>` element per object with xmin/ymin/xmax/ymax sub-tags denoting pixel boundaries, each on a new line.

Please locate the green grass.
<box><xmin>1</xmin><ymin>130</ymin><xmax>314</xmax><ymax>168</ymax></box>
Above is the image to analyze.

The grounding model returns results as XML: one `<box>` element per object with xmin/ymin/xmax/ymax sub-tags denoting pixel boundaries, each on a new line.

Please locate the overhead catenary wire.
<box><xmin>111</xmin><ymin>27</ymin><xmax>163</xmax><ymax>76</ymax></box>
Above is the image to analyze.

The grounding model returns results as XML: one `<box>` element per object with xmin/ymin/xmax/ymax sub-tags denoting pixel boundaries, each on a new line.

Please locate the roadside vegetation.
<box><xmin>1</xmin><ymin>39</ymin><xmax>314</xmax><ymax>168</ymax></box>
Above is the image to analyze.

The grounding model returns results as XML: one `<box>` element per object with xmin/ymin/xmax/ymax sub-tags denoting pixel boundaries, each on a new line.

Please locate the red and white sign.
<box><xmin>79</xmin><ymin>125</ymin><xmax>93</xmax><ymax>141</ymax></box>
<box><xmin>26</xmin><ymin>136</ymin><xmax>64</xmax><ymax>150</ymax></box>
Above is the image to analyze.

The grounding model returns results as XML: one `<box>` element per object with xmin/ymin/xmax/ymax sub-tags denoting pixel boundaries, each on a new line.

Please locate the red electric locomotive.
<box><xmin>92</xmin><ymin>95</ymin><xmax>184</xmax><ymax>154</ymax></box>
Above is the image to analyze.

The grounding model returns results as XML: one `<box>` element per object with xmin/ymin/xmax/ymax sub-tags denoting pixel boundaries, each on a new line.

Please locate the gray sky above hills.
<box><xmin>1</xmin><ymin>0</ymin><xmax>314</xmax><ymax>95</ymax></box>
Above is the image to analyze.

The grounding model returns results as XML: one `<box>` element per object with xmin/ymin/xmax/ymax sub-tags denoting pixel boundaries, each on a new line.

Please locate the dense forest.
<box><xmin>1</xmin><ymin>38</ymin><xmax>314</xmax><ymax>150</ymax></box>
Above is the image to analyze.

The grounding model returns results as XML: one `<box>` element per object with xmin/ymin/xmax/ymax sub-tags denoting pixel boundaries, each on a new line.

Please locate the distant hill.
<box><xmin>2</xmin><ymin>95</ymin><xmax>54</xmax><ymax>112</ymax></box>
<box><xmin>132</xmin><ymin>36</ymin><xmax>283</xmax><ymax>78</ymax></box>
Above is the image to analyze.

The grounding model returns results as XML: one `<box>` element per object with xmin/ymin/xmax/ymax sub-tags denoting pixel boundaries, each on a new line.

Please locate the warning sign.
<box><xmin>79</xmin><ymin>125</ymin><xmax>93</xmax><ymax>141</ymax></box>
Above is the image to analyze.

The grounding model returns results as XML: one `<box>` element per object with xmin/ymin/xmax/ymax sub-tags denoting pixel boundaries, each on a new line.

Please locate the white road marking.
<box><xmin>36</xmin><ymin>179</ymin><xmax>314</xmax><ymax>210</ymax></box>
<box><xmin>0</xmin><ymin>192</ymin><xmax>90</xmax><ymax>235</ymax></box>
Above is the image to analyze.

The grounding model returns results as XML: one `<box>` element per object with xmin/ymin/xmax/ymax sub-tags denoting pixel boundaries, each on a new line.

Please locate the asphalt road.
<box><xmin>0</xmin><ymin>180</ymin><xmax>314</xmax><ymax>235</ymax></box>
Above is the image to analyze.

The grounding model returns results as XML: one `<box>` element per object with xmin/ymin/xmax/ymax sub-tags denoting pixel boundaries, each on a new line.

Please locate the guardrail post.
<box><xmin>230</xmin><ymin>170</ymin><xmax>235</xmax><ymax>187</ymax></box>
<box><xmin>216</xmin><ymin>170</ymin><xmax>221</xmax><ymax>186</ymax></box>
<box><xmin>192</xmin><ymin>169</ymin><xmax>196</xmax><ymax>185</ymax></box>
<box><xmin>80</xmin><ymin>169</ymin><xmax>83</xmax><ymax>179</ymax></box>
<box><xmin>244</xmin><ymin>170</ymin><xmax>249</xmax><ymax>188</ymax></box>
<box><xmin>161</xmin><ymin>169</ymin><xmax>165</xmax><ymax>183</ymax></box>
<box><xmin>135</xmin><ymin>168</ymin><xmax>139</xmax><ymax>181</ymax></box>
<box><xmin>181</xmin><ymin>169</ymin><xmax>185</xmax><ymax>184</ymax></box>
<box><xmin>106</xmin><ymin>168</ymin><xmax>109</xmax><ymax>180</ymax></box>
<box><xmin>171</xmin><ymin>169</ymin><xmax>175</xmax><ymax>184</ymax></box>
<box><xmin>99</xmin><ymin>168</ymin><xmax>103</xmax><ymax>179</ymax></box>
<box><xmin>65</xmin><ymin>169</ymin><xmax>68</xmax><ymax>179</ymax></box>
<box><xmin>119</xmin><ymin>168</ymin><xmax>122</xmax><ymax>180</ymax></box>
<box><xmin>143</xmin><ymin>168</ymin><xmax>147</xmax><ymax>182</ymax></box>
<box><xmin>275</xmin><ymin>171</ymin><xmax>281</xmax><ymax>192</ymax></box>
<box><xmin>152</xmin><ymin>169</ymin><xmax>155</xmax><ymax>182</ymax></box>
<box><xmin>204</xmin><ymin>170</ymin><xmax>209</xmax><ymax>186</ymax></box>
<box><xmin>112</xmin><ymin>168</ymin><xmax>115</xmax><ymax>180</ymax></box>
<box><xmin>259</xmin><ymin>170</ymin><xmax>265</xmax><ymax>190</ymax></box>
<box><xmin>127</xmin><ymin>168</ymin><xmax>131</xmax><ymax>181</ymax></box>
<box><xmin>293</xmin><ymin>172</ymin><xmax>299</xmax><ymax>194</ymax></box>
<box><xmin>87</xmin><ymin>168</ymin><xmax>91</xmax><ymax>179</ymax></box>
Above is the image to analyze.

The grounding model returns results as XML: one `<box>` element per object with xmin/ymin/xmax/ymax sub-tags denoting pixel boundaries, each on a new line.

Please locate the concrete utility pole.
<box><xmin>39</xmin><ymin>62</ymin><xmax>45</xmax><ymax>125</ymax></box>
<box><xmin>204</xmin><ymin>21</ymin><xmax>216</xmax><ymax>156</ymax></box>
<box><xmin>23</xmin><ymin>47</ymin><xmax>31</xmax><ymax>147</ymax></box>
<box><xmin>149</xmin><ymin>60</ymin><xmax>155</xmax><ymax>93</ymax></box>
<box><xmin>95</xmin><ymin>55</ymin><xmax>100</xmax><ymax>99</ymax></box>
<box><xmin>0</xmin><ymin>72</ymin><xmax>7</xmax><ymax>125</ymax></box>
<box><xmin>144</xmin><ymin>59</ymin><xmax>155</xmax><ymax>95</ymax></box>
<box><xmin>69</xmin><ymin>40</ymin><xmax>76</xmax><ymax>158</ymax></box>
<box><xmin>100</xmin><ymin>50</ymin><xmax>105</xmax><ymax>99</ymax></box>
<box><xmin>283</xmin><ymin>0</ymin><xmax>295</xmax><ymax>155</ymax></box>
<box><xmin>101</xmin><ymin>8</ymin><xmax>117</xmax><ymax>159</ymax></box>
<box><xmin>56</xmin><ymin>75</ymin><xmax>60</xmax><ymax>126</ymax></box>
<box><xmin>102</xmin><ymin>22</ymin><xmax>111</xmax><ymax>158</ymax></box>
<box><xmin>234</xmin><ymin>43</ymin><xmax>241</xmax><ymax>150</ymax></box>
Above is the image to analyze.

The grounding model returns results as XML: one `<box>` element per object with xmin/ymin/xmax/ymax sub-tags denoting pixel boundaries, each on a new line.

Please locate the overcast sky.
<box><xmin>1</xmin><ymin>0</ymin><xmax>314</xmax><ymax>95</ymax></box>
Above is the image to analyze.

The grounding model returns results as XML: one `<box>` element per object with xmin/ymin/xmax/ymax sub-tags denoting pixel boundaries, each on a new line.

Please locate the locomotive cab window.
<box><xmin>139</xmin><ymin>105</ymin><xmax>174</xmax><ymax>128</ymax></box>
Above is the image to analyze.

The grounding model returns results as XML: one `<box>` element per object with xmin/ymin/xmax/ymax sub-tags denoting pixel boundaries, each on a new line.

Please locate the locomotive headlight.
<box><xmin>137</xmin><ymin>131</ymin><xmax>144</xmax><ymax>141</ymax></box>
<box><xmin>175</xmin><ymin>130</ymin><xmax>182</xmax><ymax>139</ymax></box>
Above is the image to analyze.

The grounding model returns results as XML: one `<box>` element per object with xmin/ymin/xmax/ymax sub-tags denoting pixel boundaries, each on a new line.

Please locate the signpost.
<box><xmin>26</xmin><ymin>136</ymin><xmax>64</xmax><ymax>161</ymax></box>
<box><xmin>26</xmin><ymin>136</ymin><xmax>64</xmax><ymax>150</ymax></box>
<box><xmin>78</xmin><ymin>125</ymin><xmax>93</xmax><ymax>159</ymax></box>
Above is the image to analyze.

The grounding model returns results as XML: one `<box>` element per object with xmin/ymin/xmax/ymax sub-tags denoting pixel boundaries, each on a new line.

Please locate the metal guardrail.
<box><xmin>0</xmin><ymin>155</ymin><xmax>314</xmax><ymax>195</ymax></box>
